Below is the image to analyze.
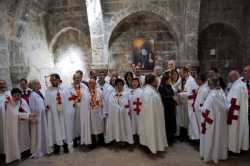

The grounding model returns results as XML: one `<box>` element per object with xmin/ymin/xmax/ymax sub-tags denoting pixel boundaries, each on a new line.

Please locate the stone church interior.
<box><xmin>0</xmin><ymin>0</ymin><xmax>250</xmax><ymax>166</ymax></box>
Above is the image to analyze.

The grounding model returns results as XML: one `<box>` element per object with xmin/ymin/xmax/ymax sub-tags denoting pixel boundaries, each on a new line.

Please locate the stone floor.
<box><xmin>1</xmin><ymin>142</ymin><xmax>250</xmax><ymax>166</ymax></box>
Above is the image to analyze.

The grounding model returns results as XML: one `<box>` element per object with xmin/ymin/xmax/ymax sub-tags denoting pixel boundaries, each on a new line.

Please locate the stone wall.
<box><xmin>45</xmin><ymin>0</ymin><xmax>91</xmax><ymax>79</ymax></box>
<box><xmin>103</xmin><ymin>0</ymin><xmax>201</xmax><ymax>69</ymax></box>
<box><xmin>0</xmin><ymin>1</ymin><xmax>12</xmax><ymax>87</ymax></box>
<box><xmin>243</xmin><ymin>1</ymin><xmax>250</xmax><ymax>66</ymax></box>
<box><xmin>198</xmin><ymin>0</ymin><xmax>245</xmax><ymax>75</ymax></box>
<box><xmin>109</xmin><ymin>12</ymin><xmax>177</xmax><ymax>72</ymax></box>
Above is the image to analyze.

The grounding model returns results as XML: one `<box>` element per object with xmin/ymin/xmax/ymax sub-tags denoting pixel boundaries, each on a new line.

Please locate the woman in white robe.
<box><xmin>2</xmin><ymin>88</ymin><xmax>30</xmax><ymax>163</ymax></box>
<box><xmin>129</xmin><ymin>77</ymin><xmax>143</xmax><ymax>135</ymax></box>
<box><xmin>139</xmin><ymin>74</ymin><xmax>168</xmax><ymax>154</ymax></box>
<box><xmin>200</xmin><ymin>77</ymin><xmax>228</xmax><ymax>163</ymax></box>
<box><xmin>105</xmin><ymin>79</ymin><xmax>134</xmax><ymax>145</ymax></box>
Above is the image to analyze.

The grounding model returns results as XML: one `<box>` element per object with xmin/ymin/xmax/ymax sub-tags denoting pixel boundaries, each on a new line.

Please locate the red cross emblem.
<box><xmin>124</xmin><ymin>101</ymin><xmax>131</xmax><ymax>115</ymax></box>
<box><xmin>133</xmin><ymin>98</ymin><xmax>142</xmax><ymax>115</ymax></box>
<box><xmin>201</xmin><ymin>110</ymin><xmax>213</xmax><ymax>134</ymax></box>
<box><xmin>188</xmin><ymin>89</ymin><xmax>197</xmax><ymax>112</ymax></box>
<box><xmin>227</xmin><ymin>98</ymin><xmax>240</xmax><ymax>125</ymax></box>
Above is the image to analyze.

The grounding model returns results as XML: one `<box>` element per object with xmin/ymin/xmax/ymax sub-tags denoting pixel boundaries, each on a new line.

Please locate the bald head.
<box><xmin>243</xmin><ymin>65</ymin><xmax>250</xmax><ymax>80</ymax></box>
<box><xmin>154</xmin><ymin>66</ymin><xmax>162</xmax><ymax>76</ymax></box>
<box><xmin>228</xmin><ymin>70</ymin><xmax>240</xmax><ymax>83</ymax></box>
<box><xmin>168</xmin><ymin>60</ymin><xmax>176</xmax><ymax>71</ymax></box>
<box><xmin>0</xmin><ymin>79</ymin><xmax>7</xmax><ymax>92</ymax></box>
<box><xmin>29</xmin><ymin>79</ymin><xmax>41</xmax><ymax>91</ymax></box>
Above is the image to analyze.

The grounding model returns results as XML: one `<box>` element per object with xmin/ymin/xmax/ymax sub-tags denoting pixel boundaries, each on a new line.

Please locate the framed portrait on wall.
<box><xmin>132</xmin><ymin>38</ymin><xmax>155</xmax><ymax>71</ymax></box>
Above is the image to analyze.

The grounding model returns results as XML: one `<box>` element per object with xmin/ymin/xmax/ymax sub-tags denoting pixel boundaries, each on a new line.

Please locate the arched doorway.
<box><xmin>108</xmin><ymin>11</ymin><xmax>178</xmax><ymax>72</ymax></box>
<box><xmin>198</xmin><ymin>23</ymin><xmax>243</xmax><ymax>77</ymax></box>
<box><xmin>51</xmin><ymin>28</ymin><xmax>90</xmax><ymax>83</ymax></box>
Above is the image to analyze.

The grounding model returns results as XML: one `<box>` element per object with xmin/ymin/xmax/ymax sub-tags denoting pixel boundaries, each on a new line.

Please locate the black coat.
<box><xmin>158</xmin><ymin>84</ymin><xmax>177</xmax><ymax>143</ymax></box>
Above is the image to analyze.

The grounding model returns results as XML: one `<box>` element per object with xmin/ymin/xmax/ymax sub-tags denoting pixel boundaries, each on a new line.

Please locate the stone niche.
<box><xmin>198</xmin><ymin>23</ymin><xmax>243</xmax><ymax>77</ymax></box>
<box><xmin>52</xmin><ymin>28</ymin><xmax>91</xmax><ymax>83</ymax></box>
<box><xmin>109</xmin><ymin>11</ymin><xmax>177</xmax><ymax>72</ymax></box>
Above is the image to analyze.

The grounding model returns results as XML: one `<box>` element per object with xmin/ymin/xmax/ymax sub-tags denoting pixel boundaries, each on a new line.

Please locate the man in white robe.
<box><xmin>19</xmin><ymin>78</ymin><xmax>32</xmax><ymax>104</ymax></box>
<box><xmin>227</xmin><ymin>71</ymin><xmax>249</xmax><ymax>153</ymax></box>
<box><xmin>133</xmin><ymin>66</ymin><xmax>145</xmax><ymax>86</ymax></box>
<box><xmin>29</xmin><ymin>80</ymin><xmax>49</xmax><ymax>158</ymax></box>
<box><xmin>129</xmin><ymin>78</ymin><xmax>143</xmax><ymax>135</ymax></box>
<box><xmin>194</xmin><ymin>73</ymin><xmax>210</xmax><ymax>127</ymax></box>
<box><xmin>0</xmin><ymin>80</ymin><xmax>10</xmax><ymax>156</ymax></box>
<box><xmin>97</xmin><ymin>71</ymin><xmax>115</xmax><ymax>117</ymax></box>
<box><xmin>105</xmin><ymin>79</ymin><xmax>134</xmax><ymax>145</ymax></box>
<box><xmin>68</xmin><ymin>73</ymin><xmax>91</xmax><ymax>147</ymax></box>
<box><xmin>45</xmin><ymin>74</ymin><xmax>68</xmax><ymax>154</ymax></box>
<box><xmin>139</xmin><ymin>74</ymin><xmax>168</xmax><ymax>153</ymax></box>
<box><xmin>2</xmin><ymin>88</ymin><xmax>30</xmax><ymax>163</ymax></box>
<box><xmin>178</xmin><ymin>67</ymin><xmax>199</xmax><ymax>140</ymax></box>
<box><xmin>200</xmin><ymin>77</ymin><xmax>228</xmax><ymax>163</ymax></box>
<box><xmin>88</xmin><ymin>79</ymin><xmax>104</xmax><ymax>147</ymax></box>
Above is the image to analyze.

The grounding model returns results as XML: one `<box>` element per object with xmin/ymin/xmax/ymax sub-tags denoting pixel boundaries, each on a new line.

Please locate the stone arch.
<box><xmin>199</xmin><ymin>21</ymin><xmax>243</xmax><ymax>40</ymax></box>
<box><xmin>106</xmin><ymin>4</ymin><xmax>180</xmax><ymax>71</ymax></box>
<box><xmin>49</xmin><ymin>27</ymin><xmax>82</xmax><ymax>52</ymax></box>
<box><xmin>198</xmin><ymin>22</ymin><xmax>244</xmax><ymax>76</ymax></box>
<box><xmin>105</xmin><ymin>2</ymin><xmax>181</xmax><ymax>45</ymax></box>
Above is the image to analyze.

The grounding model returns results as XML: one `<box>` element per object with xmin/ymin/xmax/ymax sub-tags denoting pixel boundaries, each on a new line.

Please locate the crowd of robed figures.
<box><xmin>0</xmin><ymin>60</ymin><xmax>250</xmax><ymax>164</ymax></box>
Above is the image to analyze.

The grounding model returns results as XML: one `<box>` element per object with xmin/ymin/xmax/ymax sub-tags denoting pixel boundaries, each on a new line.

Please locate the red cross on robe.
<box><xmin>133</xmin><ymin>98</ymin><xmax>142</xmax><ymax>115</ymax></box>
<box><xmin>19</xmin><ymin>100</ymin><xmax>27</xmax><ymax>113</ymax></box>
<box><xmin>188</xmin><ymin>89</ymin><xmax>197</xmax><ymax>112</ymax></box>
<box><xmin>201</xmin><ymin>110</ymin><xmax>213</xmax><ymax>134</ymax></box>
<box><xmin>227</xmin><ymin>98</ymin><xmax>240</xmax><ymax>125</ymax></box>
<box><xmin>124</xmin><ymin>101</ymin><xmax>131</xmax><ymax>115</ymax></box>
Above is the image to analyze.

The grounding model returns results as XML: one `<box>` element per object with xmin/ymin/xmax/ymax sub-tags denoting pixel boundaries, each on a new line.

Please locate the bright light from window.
<box><xmin>55</xmin><ymin>45</ymin><xmax>87</xmax><ymax>84</ymax></box>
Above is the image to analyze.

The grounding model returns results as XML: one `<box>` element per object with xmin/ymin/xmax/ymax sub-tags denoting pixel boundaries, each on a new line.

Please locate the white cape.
<box><xmin>200</xmin><ymin>89</ymin><xmax>228</xmax><ymax>163</ymax></box>
<box><xmin>2</xmin><ymin>98</ymin><xmax>30</xmax><ymax>163</ymax></box>
<box><xmin>139</xmin><ymin>85</ymin><xmax>168</xmax><ymax>153</ymax></box>
<box><xmin>178</xmin><ymin>75</ymin><xmax>199</xmax><ymax>140</ymax></box>
<box><xmin>29</xmin><ymin>91</ymin><xmax>49</xmax><ymax>157</ymax></box>
<box><xmin>227</xmin><ymin>79</ymin><xmax>249</xmax><ymax>153</ymax></box>
<box><xmin>105</xmin><ymin>90</ymin><xmax>134</xmax><ymax>144</ymax></box>
<box><xmin>0</xmin><ymin>91</ymin><xmax>10</xmax><ymax>154</ymax></box>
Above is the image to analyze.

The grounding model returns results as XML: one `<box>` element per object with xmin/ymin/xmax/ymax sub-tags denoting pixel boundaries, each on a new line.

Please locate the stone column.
<box><xmin>86</xmin><ymin>0</ymin><xmax>107</xmax><ymax>69</ymax></box>
<box><xmin>179</xmin><ymin>0</ymin><xmax>201</xmax><ymax>67</ymax></box>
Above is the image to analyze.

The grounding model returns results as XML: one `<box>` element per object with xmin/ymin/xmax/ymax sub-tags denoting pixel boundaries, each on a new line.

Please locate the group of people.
<box><xmin>0</xmin><ymin>60</ymin><xmax>249</xmax><ymax>164</ymax></box>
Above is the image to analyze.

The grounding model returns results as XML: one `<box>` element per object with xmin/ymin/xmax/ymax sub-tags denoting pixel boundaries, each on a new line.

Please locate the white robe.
<box><xmin>45</xmin><ymin>87</ymin><xmax>67</xmax><ymax>147</ymax></box>
<box><xmin>89</xmin><ymin>88</ymin><xmax>104</xmax><ymax>135</ymax></box>
<box><xmin>139</xmin><ymin>85</ymin><xmax>168</xmax><ymax>153</ymax></box>
<box><xmin>129</xmin><ymin>88</ymin><xmax>143</xmax><ymax>135</ymax></box>
<box><xmin>0</xmin><ymin>91</ymin><xmax>10</xmax><ymax>154</ymax></box>
<box><xmin>105</xmin><ymin>90</ymin><xmax>134</xmax><ymax>144</ymax></box>
<box><xmin>98</xmin><ymin>83</ymin><xmax>115</xmax><ymax>116</ymax></box>
<box><xmin>62</xmin><ymin>85</ymin><xmax>78</xmax><ymax>145</ymax></box>
<box><xmin>18</xmin><ymin>99</ymin><xmax>31</xmax><ymax>153</ymax></box>
<box><xmin>29</xmin><ymin>91</ymin><xmax>49</xmax><ymax>157</ymax></box>
<box><xmin>178</xmin><ymin>75</ymin><xmax>199</xmax><ymax>140</ymax></box>
<box><xmin>200</xmin><ymin>89</ymin><xmax>228</xmax><ymax>163</ymax></box>
<box><xmin>194</xmin><ymin>83</ymin><xmax>210</xmax><ymax>129</ymax></box>
<box><xmin>69</xmin><ymin>83</ymin><xmax>91</xmax><ymax>145</ymax></box>
<box><xmin>227</xmin><ymin>79</ymin><xmax>249</xmax><ymax>153</ymax></box>
<box><xmin>2</xmin><ymin>98</ymin><xmax>30</xmax><ymax>163</ymax></box>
